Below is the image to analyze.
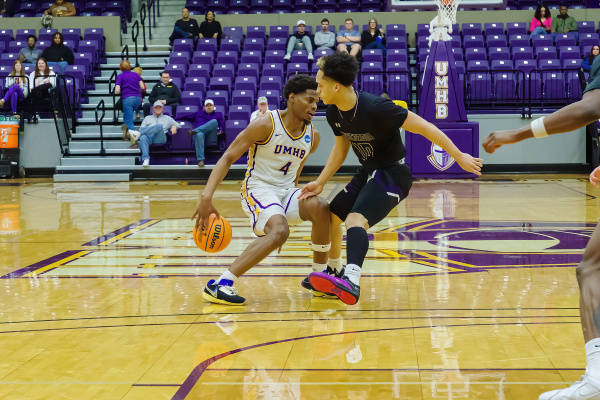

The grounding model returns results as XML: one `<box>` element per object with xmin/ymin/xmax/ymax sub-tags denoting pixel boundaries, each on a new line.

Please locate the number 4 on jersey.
<box><xmin>279</xmin><ymin>162</ymin><xmax>292</xmax><ymax>175</ymax></box>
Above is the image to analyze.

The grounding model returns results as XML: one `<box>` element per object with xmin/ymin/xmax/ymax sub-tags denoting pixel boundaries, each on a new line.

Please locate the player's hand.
<box><xmin>590</xmin><ymin>166</ymin><xmax>600</xmax><ymax>187</ymax></box>
<box><xmin>192</xmin><ymin>195</ymin><xmax>220</xmax><ymax>234</ymax></box>
<box><xmin>298</xmin><ymin>181</ymin><xmax>324</xmax><ymax>200</ymax></box>
<box><xmin>482</xmin><ymin>130</ymin><xmax>522</xmax><ymax>154</ymax></box>
<box><xmin>455</xmin><ymin>153</ymin><xmax>483</xmax><ymax>176</ymax></box>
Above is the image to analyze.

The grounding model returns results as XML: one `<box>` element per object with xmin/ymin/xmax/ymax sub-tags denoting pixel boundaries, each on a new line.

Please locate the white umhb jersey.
<box><xmin>242</xmin><ymin>110</ymin><xmax>314</xmax><ymax>190</ymax></box>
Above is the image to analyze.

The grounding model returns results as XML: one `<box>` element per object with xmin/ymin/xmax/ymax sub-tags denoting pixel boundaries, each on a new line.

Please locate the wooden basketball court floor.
<box><xmin>0</xmin><ymin>175</ymin><xmax>597</xmax><ymax>399</ymax></box>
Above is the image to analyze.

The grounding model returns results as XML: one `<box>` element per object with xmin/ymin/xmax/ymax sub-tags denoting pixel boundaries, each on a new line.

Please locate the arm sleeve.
<box><xmin>327</xmin><ymin>32</ymin><xmax>335</xmax><ymax>48</ymax></box>
<box><xmin>167</xmin><ymin>116</ymin><xmax>180</xmax><ymax>130</ymax></box>
<box><xmin>551</xmin><ymin>18</ymin><xmax>558</xmax><ymax>32</ymax></box>
<box><xmin>29</xmin><ymin>72</ymin><xmax>35</xmax><ymax>91</ymax></box>
<box><xmin>141</xmin><ymin>116</ymin><xmax>150</xmax><ymax>128</ymax></box>
<box><xmin>40</xmin><ymin>48</ymin><xmax>49</xmax><ymax>61</ymax></box>
<box><xmin>198</xmin><ymin>22</ymin><xmax>206</xmax><ymax>37</ymax></box>
<box><xmin>148</xmin><ymin>84</ymin><xmax>158</xmax><ymax>103</ymax></box>
<box><xmin>314</xmin><ymin>32</ymin><xmax>323</xmax><ymax>46</ymax></box>
<box><xmin>49</xmin><ymin>71</ymin><xmax>56</xmax><ymax>87</ymax></box>
<box><xmin>65</xmin><ymin>47</ymin><xmax>74</xmax><ymax>64</ymax></box>
<box><xmin>337</xmin><ymin>31</ymin><xmax>344</xmax><ymax>38</ymax></box>
<box><xmin>173</xmin><ymin>85</ymin><xmax>181</xmax><ymax>103</ymax></box>
<box><xmin>530</xmin><ymin>18</ymin><xmax>538</xmax><ymax>32</ymax></box>
<box><xmin>216</xmin><ymin>21</ymin><xmax>223</xmax><ymax>38</ymax></box>
<box><xmin>376</xmin><ymin>98</ymin><xmax>409</xmax><ymax>130</ymax></box>
<box><xmin>582</xmin><ymin>57</ymin><xmax>591</xmax><ymax>71</ymax></box>
<box><xmin>568</xmin><ymin>17</ymin><xmax>578</xmax><ymax>31</ymax></box>
<box><xmin>361</xmin><ymin>31</ymin><xmax>369</xmax><ymax>47</ymax></box>
<box><xmin>326</xmin><ymin>108</ymin><xmax>343</xmax><ymax>136</ymax></box>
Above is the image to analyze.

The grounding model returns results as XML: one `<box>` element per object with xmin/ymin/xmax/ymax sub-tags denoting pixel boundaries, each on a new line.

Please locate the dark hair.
<box><xmin>321</xmin><ymin>18</ymin><xmax>329</xmax><ymax>24</ymax></box>
<box><xmin>205</xmin><ymin>10</ymin><xmax>215</xmax><ymax>21</ymax></box>
<box><xmin>534</xmin><ymin>5</ymin><xmax>550</xmax><ymax>21</ymax></box>
<box><xmin>588</xmin><ymin>45</ymin><xmax>600</xmax><ymax>65</ymax></box>
<box><xmin>345</xmin><ymin>17</ymin><xmax>353</xmax><ymax>23</ymax></box>
<box><xmin>317</xmin><ymin>52</ymin><xmax>358</xmax><ymax>87</ymax></box>
<box><xmin>27</xmin><ymin>34</ymin><xmax>38</xmax><ymax>43</ymax></box>
<box><xmin>160</xmin><ymin>70</ymin><xmax>170</xmax><ymax>77</ymax></box>
<box><xmin>51</xmin><ymin>31</ymin><xmax>64</xmax><ymax>45</ymax></box>
<box><xmin>283</xmin><ymin>74</ymin><xmax>317</xmax><ymax>100</ymax></box>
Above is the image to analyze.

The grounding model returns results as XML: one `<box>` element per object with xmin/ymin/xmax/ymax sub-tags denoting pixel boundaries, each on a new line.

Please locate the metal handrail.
<box><xmin>108</xmin><ymin>69</ymin><xmax>118</xmax><ymax>123</ymax></box>
<box><xmin>147</xmin><ymin>0</ymin><xmax>156</xmax><ymax>40</ymax></box>
<box><xmin>121</xmin><ymin>44</ymin><xmax>129</xmax><ymax>61</ymax></box>
<box><xmin>139</xmin><ymin>2</ymin><xmax>148</xmax><ymax>52</ymax></box>
<box><xmin>95</xmin><ymin>99</ymin><xmax>106</xmax><ymax>155</ymax></box>
<box><xmin>131</xmin><ymin>20</ymin><xmax>140</xmax><ymax>67</ymax></box>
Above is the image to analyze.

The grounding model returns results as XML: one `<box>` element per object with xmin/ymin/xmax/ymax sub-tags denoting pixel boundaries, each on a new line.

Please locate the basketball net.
<box><xmin>428</xmin><ymin>0</ymin><xmax>460</xmax><ymax>45</ymax></box>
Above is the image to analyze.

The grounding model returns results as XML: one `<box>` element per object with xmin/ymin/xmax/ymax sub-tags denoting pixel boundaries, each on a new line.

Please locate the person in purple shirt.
<box><xmin>188</xmin><ymin>99</ymin><xmax>224</xmax><ymax>167</ymax></box>
<box><xmin>115</xmin><ymin>60</ymin><xmax>144</xmax><ymax>133</ymax></box>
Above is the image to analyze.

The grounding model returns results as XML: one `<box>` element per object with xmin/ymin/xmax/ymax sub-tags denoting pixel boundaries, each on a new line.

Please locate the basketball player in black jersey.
<box><xmin>483</xmin><ymin>56</ymin><xmax>600</xmax><ymax>400</ymax></box>
<box><xmin>298</xmin><ymin>52</ymin><xmax>483</xmax><ymax>305</ymax></box>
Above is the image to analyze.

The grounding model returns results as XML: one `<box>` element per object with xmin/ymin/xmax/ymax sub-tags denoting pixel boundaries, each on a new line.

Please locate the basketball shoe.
<box><xmin>301</xmin><ymin>266</ymin><xmax>343</xmax><ymax>297</ymax></box>
<box><xmin>539</xmin><ymin>369</ymin><xmax>600</xmax><ymax>399</ymax></box>
<box><xmin>203</xmin><ymin>279</ymin><xmax>246</xmax><ymax>305</ymax></box>
<box><xmin>308</xmin><ymin>272</ymin><xmax>360</xmax><ymax>305</ymax></box>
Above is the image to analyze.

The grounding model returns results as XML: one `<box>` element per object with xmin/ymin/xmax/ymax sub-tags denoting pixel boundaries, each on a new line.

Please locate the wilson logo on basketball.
<box><xmin>208</xmin><ymin>225</ymin><xmax>222</xmax><ymax>250</ymax></box>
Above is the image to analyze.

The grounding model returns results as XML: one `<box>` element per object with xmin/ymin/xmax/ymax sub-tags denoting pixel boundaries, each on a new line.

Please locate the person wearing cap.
<box><xmin>284</xmin><ymin>20</ymin><xmax>314</xmax><ymax>61</ymax></box>
<box><xmin>143</xmin><ymin>70</ymin><xmax>182</xmax><ymax>117</ymax></box>
<box><xmin>250</xmin><ymin>97</ymin><xmax>269</xmax><ymax>122</ymax></box>
<box><xmin>125</xmin><ymin>100</ymin><xmax>181</xmax><ymax>167</ymax></box>
<box><xmin>337</xmin><ymin>17</ymin><xmax>362</xmax><ymax>57</ymax></box>
<box><xmin>189</xmin><ymin>99</ymin><xmax>225</xmax><ymax>167</ymax></box>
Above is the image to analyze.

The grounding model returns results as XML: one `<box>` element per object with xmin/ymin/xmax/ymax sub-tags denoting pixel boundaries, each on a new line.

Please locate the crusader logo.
<box><xmin>427</xmin><ymin>143</ymin><xmax>455</xmax><ymax>171</ymax></box>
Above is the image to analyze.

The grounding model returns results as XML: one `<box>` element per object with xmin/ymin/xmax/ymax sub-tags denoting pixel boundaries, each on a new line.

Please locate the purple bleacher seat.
<box><xmin>16</xmin><ymin>1</ymin><xmax>37</xmax><ymax>13</ymax></box>
<box><xmin>493</xmin><ymin>72</ymin><xmax>517</xmax><ymax>100</ymax></box>
<box><xmin>578</xmin><ymin>21</ymin><xmax>596</xmax><ymax>34</ymax></box>
<box><xmin>464</xmin><ymin>35</ymin><xmax>484</xmax><ymax>48</ymax></box>
<box><xmin>386</xmin><ymin>60</ymin><xmax>409</xmax><ymax>72</ymax></box>
<box><xmin>363</xmin><ymin>49</ymin><xmax>383</xmax><ymax>63</ymax></box>
<box><xmin>535</xmin><ymin>47</ymin><xmax>557</xmax><ymax>60</ymax></box>
<box><xmin>229</xmin><ymin>0</ymin><xmax>249</xmax><ymax>10</ymax></box>
<box><xmin>244</xmin><ymin>38</ymin><xmax>265</xmax><ymax>53</ymax></box>
<box><xmin>62</xmin><ymin>28</ymin><xmax>82</xmax><ymax>37</ymax></box>
<box><xmin>14</xmin><ymin>11</ymin><xmax>36</xmax><ymax>17</ymax></box>
<box><xmin>15</xmin><ymin>29</ymin><xmax>36</xmax><ymax>42</ymax></box>
<box><xmin>484</xmin><ymin>23</ymin><xmax>504</xmax><ymax>36</ymax></box>
<box><xmin>176</xmin><ymin>105</ymin><xmax>199</xmax><ymax>121</ymax></box>
<box><xmin>386</xmin><ymin>73</ymin><xmax>409</xmax><ymax>102</ymax></box>
<box><xmin>262</xmin><ymin>63</ymin><xmax>284</xmax><ymax>79</ymax></box>
<box><xmin>338</xmin><ymin>6</ymin><xmax>358</xmax><ymax>13</ymax></box>
<box><xmin>462</xmin><ymin>23</ymin><xmax>482</xmax><ymax>36</ymax></box>
<box><xmin>197</xmin><ymin>39</ymin><xmax>218</xmax><ymax>54</ymax></box>
<box><xmin>240</xmin><ymin>50</ymin><xmax>262</xmax><ymax>66</ymax></box>
<box><xmin>270</xmin><ymin>25</ymin><xmax>290</xmax><ymax>39</ymax></box>
<box><xmin>235</xmin><ymin>76</ymin><xmax>258</xmax><ymax>92</ymax></box>
<box><xmin>0</xmin><ymin>34</ymin><xmax>10</xmax><ymax>50</ymax></box>
<box><xmin>451</xmin><ymin>36</ymin><xmax>462</xmax><ymax>49</ymax></box>
<box><xmin>164</xmin><ymin>64</ymin><xmax>186</xmax><ymax>81</ymax></box>
<box><xmin>216</xmin><ymin>50</ymin><xmax>238</xmax><ymax>65</ymax></box>
<box><xmin>0</xmin><ymin>29</ymin><xmax>13</xmax><ymax>39</ymax></box>
<box><xmin>418</xmin><ymin>47</ymin><xmax>430</xmax><ymax>62</ymax></box>
<box><xmin>491</xmin><ymin>59</ymin><xmax>513</xmax><ymax>70</ymax></box>
<box><xmin>62</xmin><ymin>39</ymin><xmax>79</xmax><ymax>52</ymax></box>
<box><xmin>386</xmin><ymin>24</ymin><xmax>406</xmax><ymax>37</ymax></box>
<box><xmin>185</xmin><ymin>0</ymin><xmax>205</xmax><ymax>12</ymax></box>
<box><xmin>554</xmin><ymin>33</ymin><xmax>577</xmax><ymax>48</ymax></box>
<box><xmin>387</xmin><ymin>49</ymin><xmax>408</xmax><ymax>63</ymax></box>
<box><xmin>488</xmin><ymin>47</ymin><xmax>510</xmax><ymax>61</ymax></box>
<box><xmin>207</xmin><ymin>0</ymin><xmax>227</xmax><ymax>12</ymax></box>
<box><xmin>213</xmin><ymin>63</ymin><xmax>236</xmax><ymax>79</ymax></box>
<box><xmin>486</xmin><ymin>35</ymin><xmax>507</xmax><ymax>48</ymax></box>
<box><xmin>64</xmin><ymin>64</ymin><xmax>86</xmax><ymax>86</ymax></box>
<box><xmin>294</xmin><ymin>0</ymin><xmax>315</xmax><ymax>12</ymax></box>
<box><xmin>228</xmin><ymin>104</ymin><xmax>252</xmax><ymax>122</ymax></box>
<box><xmin>467</xmin><ymin>73</ymin><xmax>492</xmax><ymax>101</ymax></box>
<box><xmin>174</xmin><ymin>39</ymin><xmax>194</xmax><ymax>54</ymax></box>
<box><xmin>209</xmin><ymin>76</ymin><xmax>233</xmax><ymax>92</ymax></box>
<box><xmin>8</xmin><ymin>41</ymin><xmax>25</xmax><ymax>54</ymax></box>
<box><xmin>467</xmin><ymin>60</ymin><xmax>489</xmax><ymax>71</ymax></box>
<box><xmin>313</xmin><ymin>48</ymin><xmax>334</xmax><ymax>60</ymax></box>
<box><xmin>225</xmin><ymin>120</ymin><xmax>246</xmax><ymax>141</ymax></box>
<box><xmin>566</xmin><ymin>70</ymin><xmax>582</xmax><ymax>100</ymax></box>
<box><xmin>512</xmin><ymin>47</ymin><xmax>534</xmax><ymax>61</ymax></box>
<box><xmin>74</xmin><ymin>52</ymin><xmax>93</xmax><ymax>70</ymax></box>
<box><xmin>563</xmin><ymin>59</ymin><xmax>581</xmax><ymax>70</ymax></box>
<box><xmin>38</xmin><ymin>28</ymin><xmax>58</xmax><ymax>42</ymax></box>
<box><xmin>361</xmin><ymin>61</ymin><xmax>383</xmax><ymax>72</ymax></box>
<box><xmin>417</xmin><ymin>24</ymin><xmax>430</xmax><ymax>37</ymax></box>
<box><xmin>387</xmin><ymin>36</ymin><xmax>407</xmax><ymax>50</ymax></box>
<box><xmin>192</xmin><ymin>51</ymin><xmax>215</xmax><ymax>65</ymax></box>
<box><xmin>36</xmin><ymin>41</ymin><xmax>49</xmax><ymax>52</ymax></box>
<box><xmin>559</xmin><ymin>46</ymin><xmax>580</xmax><ymax>61</ymax></box>
<box><xmin>316</xmin><ymin>0</ymin><xmax>335</xmax><ymax>8</ymax></box>
<box><xmin>267</xmin><ymin>37</ymin><xmax>286</xmax><ymax>51</ymax></box>
<box><xmin>220</xmin><ymin>38</ymin><xmax>241</xmax><ymax>53</ymax></box>
<box><xmin>257</xmin><ymin>89</ymin><xmax>281</xmax><ymax>107</ymax></box>
<box><xmin>79</xmin><ymin>40</ymin><xmax>100</xmax><ymax>62</ymax></box>
<box><xmin>360</xmin><ymin>5</ymin><xmax>382</xmax><ymax>12</ymax></box>
<box><xmin>287</xmin><ymin>62</ymin><xmax>309</xmax><ymax>77</ymax></box>
<box><xmin>361</xmin><ymin>24</ymin><xmax>382</xmax><ymax>32</ymax></box>
<box><xmin>0</xmin><ymin>54</ymin><xmax>18</xmax><ymax>66</ymax></box>
<box><xmin>541</xmin><ymin>70</ymin><xmax>565</xmax><ymax>100</ymax></box>
<box><xmin>184</xmin><ymin>77</ymin><xmax>208</xmax><ymax>93</ymax></box>
<box><xmin>290</xmin><ymin>50</ymin><xmax>308</xmax><ymax>63</ymax></box>
<box><xmin>532</xmin><ymin>35</ymin><xmax>553</xmax><ymax>48</ymax></box>
<box><xmin>205</xmin><ymin>90</ymin><xmax>229</xmax><ymax>108</ymax></box>
<box><xmin>465</xmin><ymin>47</ymin><xmax>486</xmax><ymax>62</ymax></box>
<box><xmin>223</xmin><ymin>26</ymin><xmax>244</xmax><ymax>40</ymax></box>
<box><xmin>361</xmin><ymin>74</ymin><xmax>383</xmax><ymax>96</ymax></box>
<box><xmin>515</xmin><ymin>59</ymin><xmax>536</xmax><ymax>76</ymax></box>
<box><xmin>506</xmin><ymin>22</ymin><xmax>527</xmax><ymax>36</ymax></box>
<box><xmin>538</xmin><ymin>58</ymin><xmax>560</xmax><ymax>69</ymax></box>
<box><xmin>579</xmin><ymin>33</ymin><xmax>600</xmax><ymax>49</ymax></box>
<box><xmin>247</xmin><ymin>26</ymin><xmax>266</xmax><ymax>40</ymax></box>
<box><xmin>84</xmin><ymin>1</ymin><xmax>104</xmax><ymax>13</ymax></box>
<box><xmin>249</xmin><ymin>0</ymin><xmax>269</xmax><ymax>11</ymax></box>
<box><xmin>231</xmin><ymin>90</ymin><xmax>254</xmax><ymax>107</ymax></box>
<box><xmin>238</xmin><ymin>63</ymin><xmax>260</xmax><ymax>80</ymax></box>
<box><xmin>80</xmin><ymin>11</ymin><xmax>100</xmax><ymax>17</ymax></box>
<box><xmin>508</xmin><ymin>35</ymin><xmax>529</xmax><ymax>48</ymax></box>
<box><xmin>260</xmin><ymin>75</ymin><xmax>283</xmax><ymax>91</ymax></box>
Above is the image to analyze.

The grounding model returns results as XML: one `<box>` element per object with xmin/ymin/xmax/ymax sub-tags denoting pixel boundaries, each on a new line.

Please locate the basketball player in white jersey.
<box><xmin>192</xmin><ymin>75</ymin><xmax>331</xmax><ymax>305</ymax></box>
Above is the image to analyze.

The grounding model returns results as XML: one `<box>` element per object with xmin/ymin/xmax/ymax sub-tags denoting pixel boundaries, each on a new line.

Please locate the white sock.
<box><xmin>216</xmin><ymin>270</ymin><xmax>238</xmax><ymax>284</ymax></box>
<box><xmin>312</xmin><ymin>262</ymin><xmax>327</xmax><ymax>272</ymax></box>
<box><xmin>328</xmin><ymin>257</ymin><xmax>343</xmax><ymax>273</ymax></box>
<box><xmin>586</xmin><ymin>338</ymin><xmax>600</xmax><ymax>380</ymax></box>
<box><xmin>343</xmin><ymin>264</ymin><xmax>361</xmax><ymax>286</ymax></box>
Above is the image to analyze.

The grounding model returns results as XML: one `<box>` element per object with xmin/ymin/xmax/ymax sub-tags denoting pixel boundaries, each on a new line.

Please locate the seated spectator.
<box><xmin>284</xmin><ymin>20</ymin><xmax>313</xmax><ymax>61</ymax></box>
<box><xmin>28</xmin><ymin>58</ymin><xmax>56</xmax><ymax>123</ymax></box>
<box><xmin>143</xmin><ymin>71</ymin><xmax>181</xmax><ymax>116</ymax></box>
<box><xmin>582</xmin><ymin>45</ymin><xmax>599</xmax><ymax>72</ymax></box>
<box><xmin>530</xmin><ymin>5</ymin><xmax>552</xmax><ymax>38</ymax></box>
<box><xmin>361</xmin><ymin>18</ymin><xmax>386</xmax><ymax>56</ymax></box>
<box><xmin>315</xmin><ymin>18</ymin><xmax>336</xmax><ymax>51</ymax></box>
<box><xmin>337</xmin><ymin>18</ymin><xmax>362</xmax><ymax>57</ymax></box>
<box><xmin>44</xmin><ymin>0</ymin><xmax>76</xmax><ymax>17</ymax></box>
<box><xmin>19</xmin><ymin>35</ymin><xmax>43</xmax><ymax>67</ymax></box>
<box><xmin>198</xmin><ymin>10</ymin><xmax>222</xmax><ymax>40</ymax></box>
<box><xmin>169</xmin><ymin>8</ymin><xmax>199</xmax><ymax>46</ymax></box>
<box><xmin>0</xmin><ymin>60</ymin><xmax>28</xmax><ymax>118</ymax></box>
<box><xmin>188</xmin><ymin>99</ymin><xmax>224</xmax><ymax>167</ymax></box>
<box><xmin>552</xmin><ymin>5</ymin><xmax>578</xmax><ymax>41</ymax></box>
<box><xmin>116</xmin><ymin>60</ymin><xmax>144</xmax><ymax>136</ymax></box>
<box><xmin>125</xmin><ymin>101</ymin><xmax>180</xmax><ymax>167</ymax></box>
<box><xmin>250</xmin><ymin>96</ymin><xmax>269</xmax><ymax>122</ymax></box>
<box><xmin>40</xmin><ymin>32</ymin><xmax>74</xmax><ymax>74</ymax></box>
<box><xmin>1</xmin><ymin>0</ymin><xmax>15</xmax><ymax>16</ymax></box>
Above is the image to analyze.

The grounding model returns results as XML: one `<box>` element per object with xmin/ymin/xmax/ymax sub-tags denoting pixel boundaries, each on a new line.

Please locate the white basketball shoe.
<box><xmin>539</xmin><ymin>369</ymin><xmax>600</xmax><ymax>399</ymax></box>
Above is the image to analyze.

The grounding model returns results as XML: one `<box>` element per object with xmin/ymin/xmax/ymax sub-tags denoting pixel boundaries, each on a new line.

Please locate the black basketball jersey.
<box><xmin>326</xmin><ymin>91</ymin><xmax>408</xmax><ymax>170</ymax></box>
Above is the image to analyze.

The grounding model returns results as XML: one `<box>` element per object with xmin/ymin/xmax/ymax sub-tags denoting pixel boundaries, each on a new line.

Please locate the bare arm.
<box><xmin>403</xmin><ymin>111</ymin><xmax>483</xmax><ymax>175</ymax></box>
<box><xmin>295</xmin><ymin>129</ymin><xmax>321</xmax><ymax>187</ymax></box>
<box><xmin>114</xmin><ymin>85</ymin><xmax>121</xmax><ymax>95</ymax></box>
<box><xmin>299</xmin><ymin>134</ymin><xmax>351</xmax><ymax>199</ymax></box>
<box><xmin>192</xmin><ymin>117</ymin><xmax>273</xmax><ymax>231</ymax></box>
<box><xmin>483</xmin><ymin>90</ymin><xmax>600</xmax><ymax>153</ymax></box>
<box><xmin>346</xmin><ymin>35</ymin><xmax>361</xmax><ymax>43</ymax></box>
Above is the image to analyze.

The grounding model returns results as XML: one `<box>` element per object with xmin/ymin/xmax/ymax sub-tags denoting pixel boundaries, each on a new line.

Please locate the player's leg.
<box><xmin>539</xmin><ymin>221</ymin><xmax>600</xmax><ymax>399</ymax></box>
<box><xmin>328</xmin><ymin>213</ymin><xmax>344</xmax><ymax>272</ymax></box>
<box><xmin>297</xmin><ymin>195</ymin><xmax>331</xmax><ymax>266</ymax></box>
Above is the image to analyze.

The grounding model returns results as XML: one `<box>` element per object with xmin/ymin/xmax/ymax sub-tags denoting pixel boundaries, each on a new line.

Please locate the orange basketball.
<box><xmin>193</xmin><ymin>215</ymin><xmax>232</xmax><ymax>253</ymax></box>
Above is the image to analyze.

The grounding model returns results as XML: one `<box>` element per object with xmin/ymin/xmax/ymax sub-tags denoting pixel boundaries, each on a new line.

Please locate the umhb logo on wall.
<box><xmin>427</xmin><ymin>143</ymin><xmax>455</xmax><ymax>171</ymax></box>
<box><xmin>434</xmin><ymin>62</ymin><xmax>449</xmax><ymax>119</ymax></box>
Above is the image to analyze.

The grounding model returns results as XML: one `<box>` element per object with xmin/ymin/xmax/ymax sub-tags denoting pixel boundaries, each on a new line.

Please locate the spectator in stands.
<box><xmin>19</xmin><ymin>35</ymin><xmax>43</xmax><ymax>67</ymax></box>
<box><xmin>44</xmin><ymin>0</ymin><xmax>76</xmax><ymax>17</ymax></box>
<box><xmin>169</xmin><ymin>8</ymin><xmax>199</xmax><ymax>46</ymax></box>
<box><xmin>582</xmin><ymin>45</ymin><xmax>600</xmax><ymax>72</ymax></box>
<box><xmin>198</xmin><ymin>10</ymin><xmax>222</xmax><ymax>40</ymax></box>
<box><xmin>361</xmin><ymin>17</ymin><xmax>386</xmax><ymax>56</ymax></box>
<box><xmin>28</xmin><ymin>58</ymin><xmax>56</xmax><ymax>123</ymax></box>
<box><xmin>250</xmin><ymin>96</ymin><xmax>269</xmax><ymax>122</ymax></box>
<box><xmin>284</xmin><ymin>20</ymin><xmax>314</xmax><ymax>61</ymax></box>
<box><xmin>530</xmin><ymin>5</ymin><xmax>552</xmax><ymax>38</ymax></box>
<box><xmin>116</xmin><ymin>60</ymin><xmax>144</xmax><ymax>136</ymax></box>
<box><xmin>552</xmin><ymin>5</ymin><xmax>578</xmax><ymax>41</ymax></box>
<box><xmin>0</xmin><ymin>0</ymin><xmax>15</xmax><ymax>16</ymax></box>
<box><xmin>40</xmin><ymin>32</ymin><xmax>74</xmax><ymax>74</ymax></box>
<box><xmin>116</xmin><ymin>66</ymin><xmax>146</xmax><ymax>133</ymax></box>
<box><xmin>188</xmin><ymin>99</ymin><xmax>224</xmax><ymax>167</ymax></box>
<box><xmin>0</xmin><ymin>60</ymin><xmax>28</xmax><ymax>118</ymax></box>
<box><xmin>125</xmin><ymin>101</ymin><xmax>180</xmax><ymax>167</ymax></box>
<box><xmin>337</xmin><ymin>18</ymin><xmax>362</xmax><ymax>57</ymax></box>
<box><xmin>143</xmin><ymin>71</ymin><xmax>181</xmax><ymax>116</ymax></box>
<box><xmin>315</xmin><ymin>18</ymin><xmax>336</xmax><ymax>51</ymax></box>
